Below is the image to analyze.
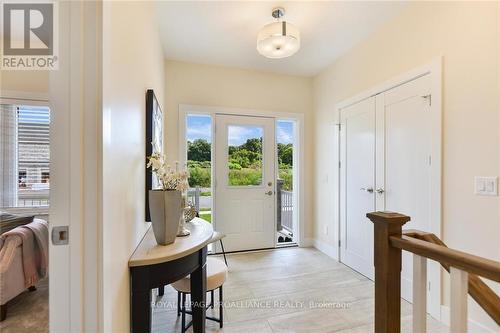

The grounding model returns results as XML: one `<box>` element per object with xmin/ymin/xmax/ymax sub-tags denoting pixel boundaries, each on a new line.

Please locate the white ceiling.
<box><xmin>156</xmin><ymin>1</ymin><xmax>408</xmax><ymax>77</ymax></box>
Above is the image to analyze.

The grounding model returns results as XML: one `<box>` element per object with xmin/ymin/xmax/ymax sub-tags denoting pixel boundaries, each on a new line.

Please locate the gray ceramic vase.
<box><xmin>149</xmin><ymin>189</ymin><xmax>182</xmax><ymax>245</ymax></box>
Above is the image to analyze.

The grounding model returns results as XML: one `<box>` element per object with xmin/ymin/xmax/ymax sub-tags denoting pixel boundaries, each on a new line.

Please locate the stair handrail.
<box><xmin>366</xmin><ymin>211</ymin><xmax>500</xmax><ymax>333</ymax></box>
<box><xmin>401</xmin><ymin>229</ymin><xmax>500</xmax><ymax>326</ymax></box>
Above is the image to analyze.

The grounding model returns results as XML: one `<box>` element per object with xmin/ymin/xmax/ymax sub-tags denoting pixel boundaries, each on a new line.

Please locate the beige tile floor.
<box><xmin>152</xmin><ymin>247</ymin><xmax>449</xmax><ymax>333</ymax></box>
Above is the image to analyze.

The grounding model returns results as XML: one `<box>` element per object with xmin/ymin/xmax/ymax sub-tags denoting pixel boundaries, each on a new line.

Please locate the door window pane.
<box><xmin>227</xmin><ymin>125</ymin><xmax>263</xmax><ymax>186</ymax></box>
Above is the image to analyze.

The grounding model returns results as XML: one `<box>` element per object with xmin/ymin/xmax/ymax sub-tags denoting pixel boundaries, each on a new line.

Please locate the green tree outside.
<box><xmin>188</xmin><ymin>139</ymin><xmax>211</xmax><ymax>162</ymax></box>
<box><xmin>187</xmin><ymin>138</ymin><xmax>293</xmax><ymax>190</ymax></box>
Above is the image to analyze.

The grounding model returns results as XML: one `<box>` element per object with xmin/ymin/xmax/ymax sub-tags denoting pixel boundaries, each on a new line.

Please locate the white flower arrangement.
<box><xmin>147</xmin><ymin>152</ymin><xmax>189</xmax><ymax>192</ymax></box>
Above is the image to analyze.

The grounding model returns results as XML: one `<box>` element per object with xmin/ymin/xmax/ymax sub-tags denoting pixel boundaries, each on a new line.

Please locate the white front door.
<box><xmin>340</xmin><ymin>97</ymin><xmax>376</xmax><ymax>280</ymax></box>
<box><xmin>214</xmin><ymin>114</ymin><xmax>276</xmax><ymax>252</ymax></box>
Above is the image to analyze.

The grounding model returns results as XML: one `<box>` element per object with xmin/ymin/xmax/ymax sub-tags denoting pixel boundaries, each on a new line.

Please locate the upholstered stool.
<box><xmin>209</xmin><ymin>231</ymin><xmax>228</xmax><ymax>266</ymax></box>
<box><xmin>172</xmin><ymin>257</ymin><xmax>228</xmax><ymax>333</ymax></box>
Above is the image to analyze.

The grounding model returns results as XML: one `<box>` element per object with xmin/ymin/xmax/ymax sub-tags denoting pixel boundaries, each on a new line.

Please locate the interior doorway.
<box><xmin>0</xmin><ymin>102</ymin><xmax>50</xmax><ymax>332</ymax></box>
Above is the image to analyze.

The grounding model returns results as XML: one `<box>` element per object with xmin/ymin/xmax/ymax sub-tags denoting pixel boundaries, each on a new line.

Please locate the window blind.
<box><xmin>17</xmin><ymin>106</ymin><xmax>50</xmax><ymax>206</ymax></box>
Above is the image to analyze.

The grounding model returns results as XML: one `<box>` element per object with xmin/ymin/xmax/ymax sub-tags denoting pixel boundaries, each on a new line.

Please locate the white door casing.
<box><xmin>340</xmin><ymin>97</ymin><xmax>376</xmax><ymax>280</ymax></box>
<box><xmin>49</xmin><ymin>2</ymin><xmax>73</xmax><ymax>331</ymax></box>
<box><xmin>214</xmin><ymin>114</ymin><xmax>276</xmax><ymax>252</ymax></box>
<box><xmin>49</xmin><ymin>1</ymin><xmax>102</xmax><ymax>331</ymax></box>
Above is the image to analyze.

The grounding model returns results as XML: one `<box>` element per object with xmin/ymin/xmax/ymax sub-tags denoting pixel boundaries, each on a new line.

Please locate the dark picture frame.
<box><xmin>145</xmin><ymin>89</ymin><xmax>163</xmax><ymax>222</ymax></box>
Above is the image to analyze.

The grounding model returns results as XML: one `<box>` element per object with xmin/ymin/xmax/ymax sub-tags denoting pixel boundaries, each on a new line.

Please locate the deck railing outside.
<box><xmin>187</xmin><ymin>187</ymin><xmax>201</xmax><ymax>212</ymax></box>
<box><xmin>280</xmin><ymin>190</ymin><xmax>293</xmax><ymax>232</ymax></box>
<box><xmin>276</xmin><ymin>179</ymin><xmax>294</xmax><ymax>235</ymax></box>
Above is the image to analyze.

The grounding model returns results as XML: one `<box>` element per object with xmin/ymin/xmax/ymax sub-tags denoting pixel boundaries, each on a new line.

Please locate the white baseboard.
<box><xmin>312</xmin><ymin>238</ymin><xmax>339</xmax><ymax>260</ymax></box>
<box><xmin>440</xmin><ymin>306</ymin><xmax>499</xmax><ymax>333</ymax></box>
<box><xmin>300</xmin><ymin>237</ymin><xmax>314</xmax><ymax>247</ymax></box>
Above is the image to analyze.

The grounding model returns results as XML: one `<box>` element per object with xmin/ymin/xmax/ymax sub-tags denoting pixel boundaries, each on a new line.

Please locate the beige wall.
<box><xmin>313</xmin><ymin>1</ymin><xmax>499</xmax><ymax>329</ymax></box>
<box><xmin>1</xmin><ymin>71</ymin><xmax>49</xmax><ymax>95</ymax></box>
<box><xmin>101</xmin><ymin>2</ymin><xmax>165</xmax><ymax>331</ymax></box>
<box><xmin>164</xmin><ymin>60</ymin><xmax>314</xmax><ymax>239</ymax></box>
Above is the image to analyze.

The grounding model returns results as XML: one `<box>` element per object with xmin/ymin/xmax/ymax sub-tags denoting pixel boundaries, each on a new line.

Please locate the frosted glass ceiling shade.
<box><xmin>257</xmin><ymin>21</ymin><xmax>300</xmax><ymax>59</ymax></box>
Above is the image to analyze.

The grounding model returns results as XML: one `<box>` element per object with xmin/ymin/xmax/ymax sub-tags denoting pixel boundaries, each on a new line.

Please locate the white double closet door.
<box><xmin>340</xmin><ymin>74</ymin><xmax>439</xmax><ymax>314</ymax></box>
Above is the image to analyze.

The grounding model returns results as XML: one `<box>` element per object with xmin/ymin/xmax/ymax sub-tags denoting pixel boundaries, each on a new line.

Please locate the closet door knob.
<box><xmin>360</xmin><ymin>187</ymin><xmax>374</xmax><ymax>193</ymax></box>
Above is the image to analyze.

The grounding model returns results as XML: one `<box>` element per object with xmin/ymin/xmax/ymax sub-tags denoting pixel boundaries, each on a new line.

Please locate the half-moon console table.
<box><xmin>129</xmin><ymin>218</ymin><xmax>213</xmax><ymax>333</ymax></box>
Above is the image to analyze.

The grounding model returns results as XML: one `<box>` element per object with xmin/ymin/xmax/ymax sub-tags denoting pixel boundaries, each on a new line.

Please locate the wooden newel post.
<box><xmin>366</xmin><ymin>211</ymin><xmax>411</xmax><ymax>333</ymax></box>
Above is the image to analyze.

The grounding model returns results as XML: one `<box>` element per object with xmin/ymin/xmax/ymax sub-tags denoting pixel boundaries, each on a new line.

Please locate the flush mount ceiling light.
<box><xmin>257</xmin><ymin>7</ymin><xmax>300</xmax><ymax>59</ymax></box>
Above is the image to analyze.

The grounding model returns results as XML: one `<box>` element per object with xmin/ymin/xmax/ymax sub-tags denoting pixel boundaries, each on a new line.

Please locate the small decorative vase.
<box><xmin>184</xmin><ymin>203</ymin><xmax>197</xmax><ymax>222</ymax></box>
<box><xmin>149</xmin><ymin>189</ymin><xmax>182</xmax><ymax>245</ymax></box>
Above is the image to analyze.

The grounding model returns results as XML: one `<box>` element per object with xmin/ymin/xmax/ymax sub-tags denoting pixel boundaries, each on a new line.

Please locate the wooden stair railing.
<box><xmin>366</xmin><ymin>211</ymin><xmax>500</xmax><ymax>333</ymax></box>
<box><xmin>402</xmin><ymin>229</ymin><xmax>500</xmax><ymax>325</ymax></box>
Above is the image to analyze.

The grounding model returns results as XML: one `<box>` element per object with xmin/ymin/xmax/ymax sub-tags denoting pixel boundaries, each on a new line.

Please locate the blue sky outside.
<box><xmin>276</xmin><ymin>121</ymin><xmax>294</xmax><ymax>145</ymax></box>
<box><xmin>187</xmin><ymin>114</ymin><xmax>212</xmax><ymax>142</ymax></box>
<box><xmin>187</xmin><ymin>114</ymin><xmax>294</xmax><ymax>145</ymax></box>
<box><xmin>228</xmin><ymin>125</ymin><xmax>263</xmax><ymax>146</ymax></box>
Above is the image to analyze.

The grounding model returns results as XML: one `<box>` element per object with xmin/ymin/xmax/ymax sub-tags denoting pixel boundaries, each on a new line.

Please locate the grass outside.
<box><xmin>228</xmin><ymin>168</ymin><xmax>262</xmax><ymax>186</ymax></box>
<box><xmin>199</xmin><ymin>207</ymin><xmax>212</xmax><ymax>223</ymax></box>
<box><xmin>189</xmin><ymin>167</ymin><xmax>293</xmax><ymax>190</ymax></box>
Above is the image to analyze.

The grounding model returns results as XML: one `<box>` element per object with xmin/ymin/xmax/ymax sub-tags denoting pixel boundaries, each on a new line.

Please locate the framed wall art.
<box><xmin>145</xmin><ymin>89</ymin><xmax>163</xmax><ymax>222</ymax></box>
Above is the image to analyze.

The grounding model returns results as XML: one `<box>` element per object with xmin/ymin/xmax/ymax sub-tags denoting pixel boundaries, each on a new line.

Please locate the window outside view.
<box><xmin>0</xmin><ymin>105</ymin><xmax>50</xmax><ymax>209</ymax></box>
<box><xmin>276</xmin><ymin>120</ymin><xmax>295</xmax><ymax>243</ymax></box>
<box><xmin>276</xmin><ymin>120</ymin><xmax>293</xmax><ymax>191</ymax></box>
<box><xmin>186</xmin><ymin>115</ymin><xmax>212</xmax><ymax>222</ymax></box>
<box><xmin>227</xmin><ymin>125</ymin><xmax>263</xmax><ymax>186</ymax></box>
<box><xmin>186</xmin><ymin>115</ymin><xmax>295</xmax><ymax>236</ymax></box>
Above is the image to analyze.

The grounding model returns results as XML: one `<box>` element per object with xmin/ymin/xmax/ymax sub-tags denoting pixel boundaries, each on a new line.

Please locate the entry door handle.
<box><xmin>360</xmin><ymin>187</ymin><xmax>374</xmax><ymax>193</ymax></box>
<box><xmin>265</xmin><ymin>190</ymin><xmax>274</xmax><ymax>196</ymax></box>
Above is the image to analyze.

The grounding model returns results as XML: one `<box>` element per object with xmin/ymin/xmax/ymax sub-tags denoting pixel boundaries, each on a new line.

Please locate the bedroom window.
<box><xmin>0</xmin><ymin>104</ymin><xmax>50</xmax><ymax>209</ymax></box>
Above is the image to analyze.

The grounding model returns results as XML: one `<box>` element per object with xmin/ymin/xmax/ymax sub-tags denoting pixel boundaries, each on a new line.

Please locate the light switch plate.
<box><xmin>474</xmin><ymin>177</ymin><xmax>498</xmax><ymax>196</ymax></box>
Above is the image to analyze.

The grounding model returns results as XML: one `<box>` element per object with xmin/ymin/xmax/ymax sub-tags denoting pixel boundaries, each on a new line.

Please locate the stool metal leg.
<box><xmin>219</xmin><ymin>239</ymin><xmax>228</xmax><ymax>266</ymax></box>
<box><xmin>181</xmin><ymin>292</ymin><xmax>186</xmax><ymax>333</ymax></box>
<box><xmin>210</xmin><ymin>290</ymin><xmax>214</xmax><ymax>309</ymax></box>
<box><xmin>181</xmin><ymin>286</ymin><xmax>224</xmax><ymax>330</ymax></box>
<box><xmin>219</xmin><ymin>286</ymin><xmax>223</xmax><ymax>328</ymax></box>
